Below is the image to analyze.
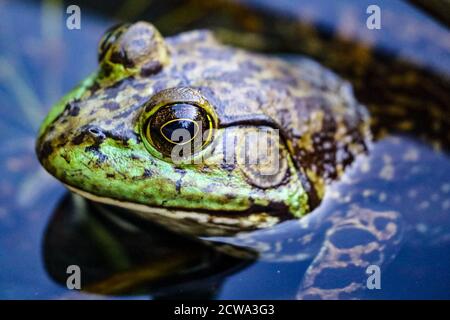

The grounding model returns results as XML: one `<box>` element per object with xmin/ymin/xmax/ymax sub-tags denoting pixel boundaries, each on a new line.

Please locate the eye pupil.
<box><xmin>144</xmin><ymin>103</ymin><xmax>214</xmax><ymax>157</ymax></box>
<box><xmin>161</xmin><ymin>120</ymin><xmax>198</xmax><ymax>144</ymax></box>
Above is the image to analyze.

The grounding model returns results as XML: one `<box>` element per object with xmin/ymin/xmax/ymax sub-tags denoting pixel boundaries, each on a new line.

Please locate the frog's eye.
<box><xmin>140</xmin><ymin>87</ymin><xmax>218</xmax><ymax>159</ymax></box>
<box><xmin>142</xmin><ymin>103</ymin><xmax>216</xmax><ymax>158</ymax></box>
<box><xmin>97</xmin><ymin>22</ymin><xmax>170</xmax><ymax>77</ymax></box>
<box><xmin>98</xmin><ymin>23</ymin><xmax>130</xmax><ymax>63</ymax></box>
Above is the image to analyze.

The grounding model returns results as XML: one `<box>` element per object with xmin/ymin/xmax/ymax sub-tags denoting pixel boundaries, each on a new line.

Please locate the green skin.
<box><xmin>36</xmin><ymin>22</ymin><xmax>369</xmax><ymax>237</ymax></box>
<box><xmin>36</xmin><ymin>21</ymin><xmax>450</xmax><ymax>299</ymax></box>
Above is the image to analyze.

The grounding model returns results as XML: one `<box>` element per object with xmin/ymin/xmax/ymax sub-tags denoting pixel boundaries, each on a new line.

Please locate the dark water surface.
<box><xmin>0</xmin><ymin>0</ymin><xmax>449</xmax><ymax>299</ymax></box>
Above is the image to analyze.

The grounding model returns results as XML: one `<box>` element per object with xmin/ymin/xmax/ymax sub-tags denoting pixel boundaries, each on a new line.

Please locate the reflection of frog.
<box><xmin>43</xmin><ymin>193</ymin><xmax>249</xmax><ymax>298</ymax></box>
<box><xmin>36</xmin><ymin>22</ymin><xmax>450</xmax><ymax>299</ymax></box>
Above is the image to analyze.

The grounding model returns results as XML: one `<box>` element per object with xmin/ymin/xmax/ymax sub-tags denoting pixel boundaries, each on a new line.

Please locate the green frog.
<box><xmin>36</xmin><ymin>22</ymin><xmax>449</xmax><ymax>299</ymax></box>
<box><xmin>36</xmin><ymin>21</ymin><xmax>371</xmax><ymax>233</ymax></box>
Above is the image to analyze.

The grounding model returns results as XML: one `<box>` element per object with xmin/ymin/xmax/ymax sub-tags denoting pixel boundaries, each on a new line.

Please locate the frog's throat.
<box><xmin>65</xmin><ymin>184</ymin><xmax>281</xmax><ymax>237</ymax></box>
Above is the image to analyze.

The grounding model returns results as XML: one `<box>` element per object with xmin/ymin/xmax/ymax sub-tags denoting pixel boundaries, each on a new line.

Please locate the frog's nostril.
<box><xmin>88</xmin><ymin>128</ymin><xmax>100</xmax><ymax>135</ymax></box>
<box><xmin>87</xmin><ymin>127</ymin><xmax>106</xmax><ymax>140</ymax></box>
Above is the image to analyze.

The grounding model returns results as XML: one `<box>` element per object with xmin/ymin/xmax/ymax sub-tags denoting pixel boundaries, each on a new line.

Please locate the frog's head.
<box><xmin>36</xmin><ymin>22</ymin><xmax>369</xmax><ymax>236</ymax></box>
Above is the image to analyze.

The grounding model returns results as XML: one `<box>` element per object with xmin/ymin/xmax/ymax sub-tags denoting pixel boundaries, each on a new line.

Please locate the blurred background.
<box><xmin>0</xmin><ymin>0</ymin><xmax>449</xmax><ymax>299</ymax></box>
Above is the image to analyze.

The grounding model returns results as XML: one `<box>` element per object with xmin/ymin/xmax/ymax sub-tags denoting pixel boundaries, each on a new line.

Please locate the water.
<box><xmin>0</xmin><ymin>0</ymin><xmax>449</xmax><ymax>299</ymax></box>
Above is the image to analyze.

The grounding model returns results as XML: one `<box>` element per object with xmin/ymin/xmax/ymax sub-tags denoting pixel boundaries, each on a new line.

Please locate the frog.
<box><xmin>35</xmin><ymin>22</ymin><xmax>450</xmax><ymax>299</ymax></box>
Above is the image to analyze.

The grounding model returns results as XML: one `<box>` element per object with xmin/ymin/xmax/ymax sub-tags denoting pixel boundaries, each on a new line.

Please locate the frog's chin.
<box><xmin>65</xmin><ymin>184</ymin><xmax>280</xmax><ymax>237</ymax></box>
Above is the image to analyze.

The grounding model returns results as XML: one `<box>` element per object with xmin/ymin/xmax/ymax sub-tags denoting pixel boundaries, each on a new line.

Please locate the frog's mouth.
<box><xmin>66</xmin><ymin>184</ymin><xmax>283</xmax><ymax>237</ymax></box>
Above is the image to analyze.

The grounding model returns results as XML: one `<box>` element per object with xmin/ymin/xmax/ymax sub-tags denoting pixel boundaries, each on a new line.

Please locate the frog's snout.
<box><xmin>98</xmin><ymin>21</ymin><xmax>170</xmax><ymax>78</ymax></box>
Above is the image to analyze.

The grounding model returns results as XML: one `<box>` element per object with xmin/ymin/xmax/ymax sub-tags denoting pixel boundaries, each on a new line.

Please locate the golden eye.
<box><xmin>142</xmin><ymin>102</ymin><xmax>215</xmax><ymax>158</ymax></box>
<box><xmin>140</xmin><ymin>88</ymin><xmax>218</xmax><ymax>159</ymax></box>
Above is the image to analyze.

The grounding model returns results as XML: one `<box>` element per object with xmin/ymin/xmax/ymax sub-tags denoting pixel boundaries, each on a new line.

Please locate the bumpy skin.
<box><xmin>38</xmin><ymin>22</ymin><xmax>427</xmax><ymax>299</ymax></box>
<box><xmin>36</xmin><ymin>22</ymin><xmax>370</xmax><ymax>236</ymax></box>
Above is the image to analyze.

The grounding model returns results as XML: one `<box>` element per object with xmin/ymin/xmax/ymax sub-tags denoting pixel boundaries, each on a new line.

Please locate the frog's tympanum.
<box><xmin>37</xmin><ymin>22</ymin><xmax>419</xmax><ymax>298</ymax></box>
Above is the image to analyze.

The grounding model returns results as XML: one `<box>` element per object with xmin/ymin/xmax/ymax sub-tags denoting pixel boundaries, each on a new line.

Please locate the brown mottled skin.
<box><xmin>36</xmin><ymin>22</ymin><xmax>449</xmax><ymax>299</ymax></box>
<box><xmin>37</xmin><ymin>22</ymin><xmax>369</xmax><ymax>232</ymax></box>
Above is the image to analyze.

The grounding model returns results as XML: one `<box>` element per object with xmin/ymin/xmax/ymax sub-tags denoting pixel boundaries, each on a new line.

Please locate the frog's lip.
<box><xmin>65</xmin><ymin>184</ymin><xmax>282</xmax><ymax>236</ymax></box>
